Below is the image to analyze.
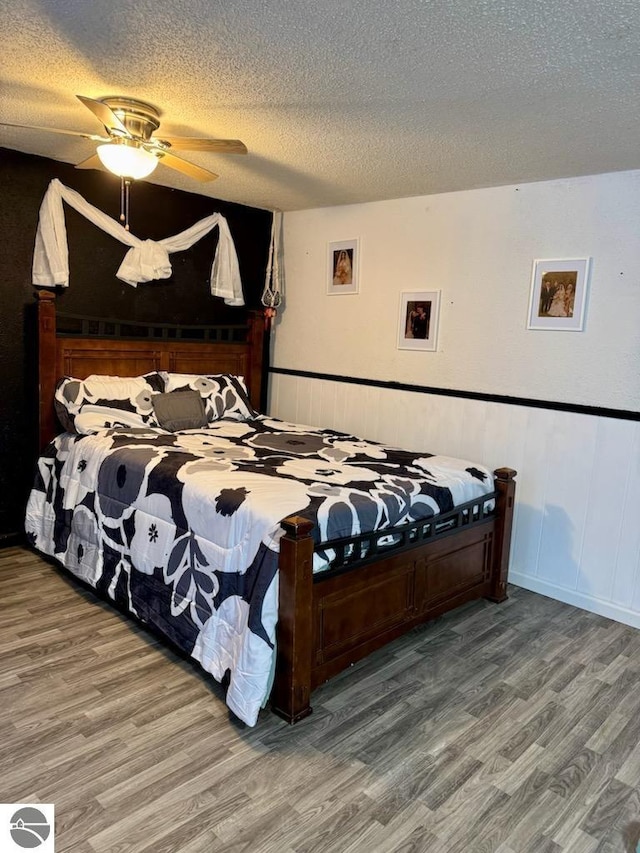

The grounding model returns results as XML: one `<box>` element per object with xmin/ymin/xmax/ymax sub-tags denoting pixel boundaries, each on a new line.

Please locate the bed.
<box><xmin>27</xmin><ymin>290</ymin><xmax>516</xmax><ymax>725</ymax></box>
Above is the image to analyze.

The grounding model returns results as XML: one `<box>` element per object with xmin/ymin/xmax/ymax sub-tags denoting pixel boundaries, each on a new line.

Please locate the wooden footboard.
<box><xmin>271</xmin><ymin>467</ymin><xmax>516</xmax><ymax>723</ymax></box>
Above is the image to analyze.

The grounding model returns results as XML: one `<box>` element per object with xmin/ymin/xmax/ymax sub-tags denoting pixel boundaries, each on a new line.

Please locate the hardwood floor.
<box><xmin>1</xmin><ymin>545</ymin><xmax>639</xmax><ymax>852</ymax></box>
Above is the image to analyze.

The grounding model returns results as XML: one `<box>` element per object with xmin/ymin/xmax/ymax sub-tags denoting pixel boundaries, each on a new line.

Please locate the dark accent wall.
<box><xmin>0</xmin><ymin>147</ymin><xmax>272</xmax><ymax>542</ymax></box>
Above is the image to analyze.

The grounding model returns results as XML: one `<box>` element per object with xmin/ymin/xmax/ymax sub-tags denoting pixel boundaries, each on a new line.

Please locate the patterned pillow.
<box><xmin>159</xmin><ymin>372</ymin><xmax>257</xmax><ymax>422</ymax></box>
<box><xmin>55</xmin><ymin>373</ymin><xmax>164</xmax><ymax>434</ymax></box>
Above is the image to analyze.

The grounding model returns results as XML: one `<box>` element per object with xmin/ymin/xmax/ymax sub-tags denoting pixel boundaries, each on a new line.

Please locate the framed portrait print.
<box><xmin>327</xmin><ymin>239</ymin><xmax>359</xmax><ymax>294</ymax></box>
<box><xmin>397</xmin><ymin>290</ymin><xmax>440</xmax><ymax>351</ymax></box>
<box><xmin>527</xmin><ymin>258</ymin><xmax>591</xmax><ymax>331</ymax></box>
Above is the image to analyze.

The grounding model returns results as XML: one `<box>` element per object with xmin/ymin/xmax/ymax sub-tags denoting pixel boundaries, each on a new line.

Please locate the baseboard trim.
<box><xmin>509</xmin><ymin>570</ymin><xmax>640</xmax><ymax>630</ymax></box>
<box><xmin>0</xmin><ymin>532</ymin><xmax>25</xmax><ymax>550</ymax></box>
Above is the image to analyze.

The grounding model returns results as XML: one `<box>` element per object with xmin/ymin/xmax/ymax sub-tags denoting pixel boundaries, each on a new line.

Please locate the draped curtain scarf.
<box><xmin>32</xmin><ymin>178</ymin><xmax>244</xmax><ymax>306</ymax></box>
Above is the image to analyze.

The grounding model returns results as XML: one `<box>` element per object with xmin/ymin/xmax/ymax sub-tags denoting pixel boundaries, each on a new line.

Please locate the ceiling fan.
<box><xmin>1</xmin><ymin>94</ymin><xmax>247</xmax><ymax>182</ymax></box>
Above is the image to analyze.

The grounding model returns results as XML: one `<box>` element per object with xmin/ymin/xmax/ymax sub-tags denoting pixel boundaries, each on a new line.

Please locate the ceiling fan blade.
<box><xmin>158</xmin><ymin>137</ymin><xmax>247</xmax><ymax>154</ymax></box>
<box><xmin>75</xmin><ymin>154</ymin><xmax>106</xmax><ymax>171</ymax></box>
<box><xmin>77</xmin><ymin>95</ymin><xmax>129</xmax><ymax>135</ymax></box>
<box><xmin>0</xmin><ymin>121</ymin><xmax>108</xmax><ymax>142</ymax></box>
<box><xmin>157</xmin><ymin>150</ymin><xmax>218</xmax><ymax>182</ymax></box>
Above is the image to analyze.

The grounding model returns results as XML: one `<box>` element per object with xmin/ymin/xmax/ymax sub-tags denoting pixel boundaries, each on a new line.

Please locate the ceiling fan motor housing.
<box><xmin>101</xmin><ymin>97</ymin><xmax>161</xmax><ymax>141</ymax></box>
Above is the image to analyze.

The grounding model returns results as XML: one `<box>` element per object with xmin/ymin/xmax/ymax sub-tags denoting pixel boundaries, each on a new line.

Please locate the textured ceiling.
<box><xmin>1</xmin><ymin>0</ymin><xmax>640</xmax><ymax>211</ymax></box>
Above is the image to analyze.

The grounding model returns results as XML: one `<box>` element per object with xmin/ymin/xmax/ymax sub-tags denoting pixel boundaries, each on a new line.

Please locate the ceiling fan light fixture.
<box><xmin>96</xmin><ymin>139</ymin><xmax>159</xmax><ymax>179</ymax></box>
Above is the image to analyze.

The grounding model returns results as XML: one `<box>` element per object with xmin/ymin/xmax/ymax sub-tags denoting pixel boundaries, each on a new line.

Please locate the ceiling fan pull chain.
<box><xmin>120</xmin><ymin>177</ymin><xmax>126</xmax><ymax>226</ymax></box>
<box><xmin>125</xmin><ymin>179</ymin><xmax>131</xmax><ymax>231</ymax></box>
<box><xmin>119</xmin><ymin>177</ymin><xmax>132</xmax><ymax>231</ymax></box>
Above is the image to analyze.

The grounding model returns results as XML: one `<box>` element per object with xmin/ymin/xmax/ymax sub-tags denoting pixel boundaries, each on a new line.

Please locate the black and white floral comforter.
<box><xmin>25</xmin><ymin>416</ymin><xmax>494</xmax><ymax>725</ymax></box>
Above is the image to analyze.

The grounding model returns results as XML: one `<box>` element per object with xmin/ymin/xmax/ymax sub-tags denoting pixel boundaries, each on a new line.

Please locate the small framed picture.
<box><xmin>527</xmin><ymin>258</ymin><xmax>591</xmax><ymax>331</ymax></box>
<box><xmin>327</xmin><ymin>239</ymin><xmax>359</xmax><ymax>294</ymax></box>
<box><xmin>398</xmin><ymin>291</ymin><xmax>440</xmax><ymax>351</ymax></box>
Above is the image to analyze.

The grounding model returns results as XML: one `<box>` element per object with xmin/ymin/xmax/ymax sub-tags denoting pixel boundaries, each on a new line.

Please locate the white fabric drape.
<box><xmin>32</xmin><ymin>178</ymin><xmax>244</xmax><ymax>306</ymax></box>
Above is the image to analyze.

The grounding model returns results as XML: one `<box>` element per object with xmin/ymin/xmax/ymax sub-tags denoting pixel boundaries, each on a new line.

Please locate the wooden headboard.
<box><xmin>37</xmin><ymin>289</ymin><xmax>266</xmax><ymax>448</ymax></box>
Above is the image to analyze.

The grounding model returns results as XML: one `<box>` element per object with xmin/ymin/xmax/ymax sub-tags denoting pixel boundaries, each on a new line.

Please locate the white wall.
<box><xmin>269</xmin><ymin>170</ymin><xmax>640</xmax><ymax>628</ymax></box>
<box><xmin>274</xmin><ymin>171</ymin><xmax>640</xmax><ymax>410</ymax></box>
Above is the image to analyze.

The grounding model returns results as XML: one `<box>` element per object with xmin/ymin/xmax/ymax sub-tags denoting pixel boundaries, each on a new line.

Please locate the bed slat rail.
<box><xmin>56</xmin><ymin>312</ymin><xmax>250</xmax><ymax>343</ymax></box>
<box><xmin>315</xmin><ymin>490</ymin><xmax>499</xmax><ymax>578</ymax></box>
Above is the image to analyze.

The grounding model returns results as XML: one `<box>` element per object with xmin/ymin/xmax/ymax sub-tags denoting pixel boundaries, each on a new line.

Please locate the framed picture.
<box><xmin>527</xmin><ymin>258</ymin><xmax>591</xmax><ymax>331</ymax></box>
<box><xmin>327</xmin><ymin>239</ymin><xmax>359</xmax><ymax>294</ymax></box>
<box><xmin>397</xmin><ymin>290</ymin><xmax>440</xmax><ymax>351</ymax></box>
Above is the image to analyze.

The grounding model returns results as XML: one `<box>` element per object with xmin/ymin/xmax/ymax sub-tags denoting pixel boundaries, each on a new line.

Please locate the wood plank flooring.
<box><xmin>1</xmin><ymin>545</ymin><xmax>639</xmax><ymax>852</ymax></box>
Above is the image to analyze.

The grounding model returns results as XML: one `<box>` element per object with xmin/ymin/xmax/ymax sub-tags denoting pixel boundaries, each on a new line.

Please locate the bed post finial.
<box><xmin>36</xmin><ymin>289</ymin><xmax>58</xmax><ymax>449</ymax></box>
<box><xmin>488</xmin><ymin>467</ymin><xmax>517</xmax><ymax>603</ymax></box>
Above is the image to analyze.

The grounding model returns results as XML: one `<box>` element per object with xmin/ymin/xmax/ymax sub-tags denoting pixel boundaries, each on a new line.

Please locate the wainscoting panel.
<box><xmin>268</xmin><ymin>372</ymin><xmax>640</xmax><ymax>629</ymax></box>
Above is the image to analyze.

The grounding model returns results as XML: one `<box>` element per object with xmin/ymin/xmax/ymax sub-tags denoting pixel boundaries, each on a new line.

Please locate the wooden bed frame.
<box><xmin>36</xmin><ymin>289</ymin><xmax>516</xmax><ymax>724</ymax></box>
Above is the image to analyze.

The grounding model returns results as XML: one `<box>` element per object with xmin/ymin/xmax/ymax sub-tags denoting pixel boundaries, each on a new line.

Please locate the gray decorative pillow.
<box><xmin>159</xmin><ymin>372</ymin><xmax>258</xmax><ymax>422</ymax></box>
<box><xmin>151</xmin><ymin>390</ymin><xmax>208</xmax><ymax>432</ymax></box>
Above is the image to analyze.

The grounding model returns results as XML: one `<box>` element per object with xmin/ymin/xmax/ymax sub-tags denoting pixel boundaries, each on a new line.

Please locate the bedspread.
<box><xmin>25</xmin><ymin>416</ymin><xmax>494</xmax><ymax>725</ymax></box>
